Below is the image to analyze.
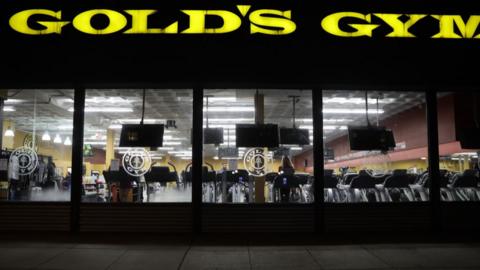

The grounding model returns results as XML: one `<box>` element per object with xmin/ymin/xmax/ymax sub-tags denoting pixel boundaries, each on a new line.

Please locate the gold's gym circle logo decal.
<box><xmin>10</xmin><ymin>146</ymin><xmax>39</xmax><ymax>175</ymax></box>
<box><xmin>243</xmin><ymin>148</ymin><xmax>266</xmax><ymax>177</ymax></box>
<box><xmin>122</xmin><ymin>148</ymin><xmax>152</xmax><ymax>177</ymax></box>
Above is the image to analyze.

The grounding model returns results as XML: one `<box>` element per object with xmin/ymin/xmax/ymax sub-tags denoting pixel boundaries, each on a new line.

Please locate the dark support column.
<box><xmin>312</xmin><ymin>89</ymin><xmax>324</xmax><ymax>233</ymax></box>
<box><xmin>426</xmin><ymin>90</ymin><xmax>441</xmax><ymax>233</ymax></box>
<box><xmin>192</xmin><ymin>87</ymin><xmax>203</xmax><ymax>234</ymax></box>
<box><xmin>70</xmin><ymin>88</ymin><xmax>85</xmax><ymax>233</ymax></box>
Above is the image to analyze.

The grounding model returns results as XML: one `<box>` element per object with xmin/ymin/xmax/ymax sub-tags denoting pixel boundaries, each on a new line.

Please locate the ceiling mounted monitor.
<box><xmin>204</xmin><ymin>128</ymin><xmax>224</xmax><ymax>145</ymax></box>
<box><xmin>457</xmin><ymin>128</ymin><xmax>480</xmax><ymax>149</ymax></box>
<box><xmin>454</xmin><ymin>93</ymin><xmax>480</xmax><ymax>149</ymax></box>
<box><xmin>236</xmin><ymin>124</ymin><xmax>279</xmax><ymax>148</ymax></box>
<box><xmin>119</xmin><ymin>124</ymin><xmax>164</xmax><ymax>147</ymax></box>
<box><xmin>348</xmin><ymin>126</ymin><xmax>395</xmax><ymax>152</ymax></box>
<box><xmin>280</xmin><ymin>128</ymin><xmax>310</xmax><ymax>145</ymax></box>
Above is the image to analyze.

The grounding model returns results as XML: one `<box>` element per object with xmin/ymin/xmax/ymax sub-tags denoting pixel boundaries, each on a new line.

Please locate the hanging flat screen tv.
<box><xmin>348</xmin><ymin>126</ymin><xmax>395</xmax><ymax>151</ymax></box>
<box><xmin>236</xmin><ymin>124</ymin><xmax>279</xmax><ymax>148</ymax></box>
<box><xmin>280</xmin><ymin>128</ymin><xmax>310</xmax><ymax>145</ymax></box>
<box><xmin>119</xmin><ymin>124</ymin><xmax>164</xmax><ymax>147</ymax></box>
<box><xmin>204</xmin><ymin>128</ymin><xmax>224</xmax><ymax>145</ymax></box>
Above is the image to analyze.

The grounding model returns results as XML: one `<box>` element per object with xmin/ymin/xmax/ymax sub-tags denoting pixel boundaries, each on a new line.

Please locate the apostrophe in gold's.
<box><xmin>72</xmin><ymin>9</ymin><xmax>127</xmax><ymax>34</ymax></box>
<box><xmin>432</xmin><ymin>15</ymin><xmax>480</xmax><ymax>38</ymax></box>
<box><xmin>321</xmin><ymin>12</ymin><xmax>379</xmax><ymax>37</ymax></box>
<box><xmin>9</xmin><ymin>9</ymin><xmax>69</xmax><ymax>35</ymax></box>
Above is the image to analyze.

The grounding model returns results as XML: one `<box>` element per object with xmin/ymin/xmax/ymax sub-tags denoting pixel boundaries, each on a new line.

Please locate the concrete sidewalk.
<box><xmin>1</xmin><ymin>236</ymin><xmax>480</xmax><ymax>270</ymax></box>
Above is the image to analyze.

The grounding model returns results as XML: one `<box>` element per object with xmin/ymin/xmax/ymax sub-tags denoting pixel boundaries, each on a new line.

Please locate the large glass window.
<box><xmin>202</xmin><ymin>89</ymin><xmax>313</xmax><ymax>204</ymax></box>
<box><xmin>82</xmin><ymin>89</ymin><xmax>192</xmax><ymax>203</ymax></box>
<box><xmin>0</xmin><ymin>90</ymin><xmax>74</xmax><ymax>201</ymax></box>
<box><xmin>437</xmin><ymin>92</ymin><xmax>480</xmax><ymax>201</ymax></box>
<box><xmin>322</xmin><ymin>90</ymin><xmax>429</xmax><ymax>203</ymax></box>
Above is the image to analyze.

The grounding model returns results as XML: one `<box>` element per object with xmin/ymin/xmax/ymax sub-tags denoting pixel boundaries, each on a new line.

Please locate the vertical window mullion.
<box><xmin>312</xmin><ymin>88</ymin><xmax>324</xmax><ymax>233</ymax></box>
<box><xmin>426</xmin><ymin>89</ymin><xmax>441</xmax><ymax>232</ymax></box>
<box><xmin>70</xmin><ymin>88</ymin><xmax>85</xmax><ymax>233</ymax></box>
<box><xmin>192</xmin><ymin>87</ymin><xmax>204</xmax><ymax>233</ymax></box>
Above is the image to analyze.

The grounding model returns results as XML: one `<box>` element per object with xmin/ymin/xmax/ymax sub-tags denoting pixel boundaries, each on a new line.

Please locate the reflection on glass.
<box><xmin>0</xmin><ymin>90</ymin><xmax>74</xmax><ymax>201</ymax></box>
<box><xmin>437</xmin><ymin>92</ymin><xmax>480</xmax><ymax>201</ymax></box>
<box><xmin>82</xmin><ymin>89</ymin><xmax>192</xmax><ymax>203</ymax></box>
<box><xmin>202</xmin><ymin>89</ymin><xmax>314</xmax><ymax>204</ymax></box>
<box><xmin>323</xmin><ymin>90</ymin><xmax>429</xmax><ymax>203</ymax></box>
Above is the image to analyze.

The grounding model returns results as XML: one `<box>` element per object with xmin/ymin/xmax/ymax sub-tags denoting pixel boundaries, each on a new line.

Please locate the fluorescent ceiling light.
<box><xmin>156</xmin><ymin>147</ymin><xmax>174</xmax><ymax>151</ymax></box>
<box><xmin>220</xmin><ymin>142</ymin><xmax>236</xmax><ymax>146</ymax></box>
<box><xmin>68</xmin><ymin>107</ymin><xmax>133</xmax><ymax>112</ymax></box>
<box><xmin>323</xmin><ymin>109</ymin><xmax>384</xmax><ymax>114</ymax></box>
<box><xmin>117</xmin><ymin>118</ymin><xmax>164</xmax><ymax>124</ymax></box>
<box><xmin>204</xmin><ymin>118</ymin><xmax>253</xmax><ymax>122</ymax></box>
<box><xmin>84</xmin><ymin>141</ymin><xmax>106</xmax><ymax>145</ymax></box>
<box><xmin>108</xmin><ymin>124</ymin><xmax>122</xmax><ymax>130</ymax></box>
<box><xmin>203</xmin><ymin>124</ymin><xmax>236</xmax><ymax>129</ymax></box>
<box><xmin>85</xmin><ymin>97</ymin><xmax>137</xmax><ymax>104</ymax></box>
<box><xmin>279</xmin><ymin>118</ymin><xmax>354</xmax><ymax>123</ymax></box>
<box><xmin>164</xmin><ymin>137</ymin><xmax>188</xmax><ymax>141</ymax></box>
<box><xmin>290</xmin><ymin>147</ymin><xmax>303</xmax><ymax>150</ymax></box>
<box><xmin>168</xmin><ymin>151</ymin><xmax>191</xmax><ymax>154</ymax></box>
<box><xmin>204</xmin><ymin>97</ymin><xmax>237</xmax><ymax>102</ymax></box>
<box><xmin>180</xmin><ymin>157</ymin><xmax>192</xmax><ymax>160</ymax></box>
<box><xmin>4</xmin><ymin>99</ymin><xmax>24</xmax><ymax>104</ymax></box>
<box><xmin>323</xmin><ymin>97</ymin><xmax>395</xmax><ymax>104</ymax></box>
<box><xmin>323</xmin><ymin>119</ymin><xmax>354</xmax><ymax>123</ymax></box>
<box><xmin>203</xmin><ymin>107</ymin><xmax>254</xmax><ymax>112</ymax></box>
<box><xmin>86</xmin><ymin>134</ymin><xmax>107</xmax><ymax>140</ymax></box>
<box><xmin>299</xmin><ymin>125</ymin><xmax>347</xmax><ymax>130</ymax></box>
<box><xmin>452</xmin><ymin>152</ymin><xmax>478</xmax><ymax>156</ymax></box>
<box><xmin>3</xmin><ymin>106</ymin><xmax>15</xmax><ymax>112</ymax></box>
<box><xmin>163</xmin><ymin>141</ymin><xmax>182</xmax><ymax>146</ymax></box>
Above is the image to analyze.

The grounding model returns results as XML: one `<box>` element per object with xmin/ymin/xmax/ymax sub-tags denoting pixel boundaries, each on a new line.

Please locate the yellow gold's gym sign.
<box><xmin>7</xmin><ymin>7</ymin><xmax>480</xmax><ymax>39</ymax></box>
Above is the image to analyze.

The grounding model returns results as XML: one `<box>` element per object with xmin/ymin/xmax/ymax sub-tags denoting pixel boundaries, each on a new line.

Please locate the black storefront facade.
<box><xmin>0</xmin><ymin>0</ymin><xmax>479</xmax><ymax>234</ymax></box>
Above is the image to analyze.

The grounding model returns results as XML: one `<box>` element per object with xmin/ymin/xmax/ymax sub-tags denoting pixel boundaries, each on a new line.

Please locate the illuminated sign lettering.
<box><xmin>8</xmin><ymin>7</ymin><xmax>296</xmax><ymax>36</ymax></box>
<box><xmin>321</xmin><ymin>12</ymin><xmax>480</xmax><ymax>39</ymax></box>
<box><xmin>5</xmin><ymin>8</ymin><xmax>480</xmax><ymax>39</ymax></box>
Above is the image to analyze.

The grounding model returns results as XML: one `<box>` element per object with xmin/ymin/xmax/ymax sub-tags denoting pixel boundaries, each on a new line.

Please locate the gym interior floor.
<box><xmin>1</xmin><ymin>233</ymin><xmax>480</xmax><ymax>270</ymax></box>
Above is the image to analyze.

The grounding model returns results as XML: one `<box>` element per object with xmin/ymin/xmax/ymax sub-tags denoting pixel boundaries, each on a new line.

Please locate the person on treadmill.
<box><xmin>281</xmin><ymin>155</ymin><xmax>295</xmax><ymax>175</ymax></box>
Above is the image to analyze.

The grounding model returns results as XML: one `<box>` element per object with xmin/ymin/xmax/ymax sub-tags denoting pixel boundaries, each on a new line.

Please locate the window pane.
<box><xmin>82</xmin><ymin>89</ymin><xmax>192</xmax><ymax>203</ymax></box>
<box><xmin>323</xmin><ymin>90</ymin><xmax>429</xmax><ymax>203</ymax></box>
<box><xmin>0</xmin><ymin>90</ymin><xmax>74</xmax><ymax>201</ymax></box>
<box><xmin>438</xmin><ymin>92</ymin><xmax>480</xmax><ymax>201</ymax></box>
<box><xmin>202</xmin><ymin>89</ymin><xmax>314</xmax><ymax>204</ymax></box>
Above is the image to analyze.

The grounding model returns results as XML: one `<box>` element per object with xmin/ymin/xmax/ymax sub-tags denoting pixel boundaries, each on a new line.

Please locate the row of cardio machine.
<box><xmin>182</xmin><ymin>164</ymin><xmax>314</xmax><ymax>203</ymax></box>
<box><xmin>324</xmin><ymin>169</ymin><xmax>480</xmax><ymax>203</ymax></box>
<box><xmin>98</xmin><ymin>163</ymin><xmax>182</xmax><ymax>203</ymax></box>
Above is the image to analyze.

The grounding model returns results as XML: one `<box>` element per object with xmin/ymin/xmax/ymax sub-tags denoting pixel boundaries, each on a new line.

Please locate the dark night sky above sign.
<box><xmin>0</xmin><ymin>0</ymin><xmax>478</xmax><ymax>87</ymax></box>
